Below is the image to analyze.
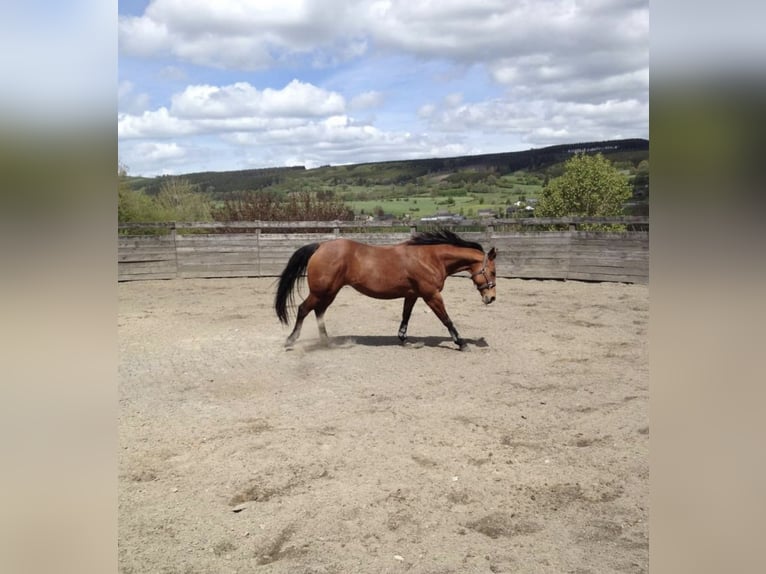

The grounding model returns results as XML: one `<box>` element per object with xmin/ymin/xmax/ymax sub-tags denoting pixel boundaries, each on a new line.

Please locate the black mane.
<box><xmin>407</xmin><ymin>229</ymin><xmax>484</xmax><ymax>252</ymax></box>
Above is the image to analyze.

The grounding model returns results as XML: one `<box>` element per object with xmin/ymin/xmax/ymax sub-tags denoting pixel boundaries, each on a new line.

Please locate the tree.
<box><xmin>118</xmin><ymin>173</ymin><xmax>213</xmax><ymax>223</ymax></box>
<box><xmin>155</xmin><ymin>177</ymin><xmax>212</xmax><ymax>221</ymax></box>
<box><xmin>118</xmin><ymin>164</ymin><xmax>162</xmax><ymax>223</ymax></box>
<box><xmin>119</xmin><ymin>186</ymin><xmax>161</xmax><ymax>223</ymax></box>
<box><xmin>632</xmin><ymin>159</ymin><xmax>649</xmax><ymax>197</ymax></box>
<box><xmin>536</xmin><ymin>153</ymin><xmax>631</xmax><ymax>223</ymax></box>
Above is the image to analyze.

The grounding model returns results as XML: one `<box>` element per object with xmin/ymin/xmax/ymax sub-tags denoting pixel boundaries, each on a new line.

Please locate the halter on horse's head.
<box><xmin>470</xmin><ymin>247</ymin><xmax>497</xmax><ymax>305</ymax></box>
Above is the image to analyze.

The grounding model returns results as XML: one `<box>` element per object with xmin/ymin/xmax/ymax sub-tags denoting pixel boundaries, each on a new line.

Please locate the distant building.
<box><xmin>506</xmin><ymin>205</ymin><xmax>535</xmax><ymax>217</ymax></box>
<box><xmin>419</xmin><ymin>211</ymin><xmax>465</xmax><ymax>223</ymax></box>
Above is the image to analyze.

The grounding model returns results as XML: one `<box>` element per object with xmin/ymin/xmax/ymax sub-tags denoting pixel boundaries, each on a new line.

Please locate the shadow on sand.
<box><xmin>295</xmin><ymin>335</ymin><xmax>490</xmax><ymax>352</ymax></box>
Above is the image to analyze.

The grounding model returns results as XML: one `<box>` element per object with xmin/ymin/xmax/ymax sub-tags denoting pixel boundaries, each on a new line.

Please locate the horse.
<box><xmin>274</xmin><ymin>229</ymin><xmax>497</xmax><ymax>350</ymax></box>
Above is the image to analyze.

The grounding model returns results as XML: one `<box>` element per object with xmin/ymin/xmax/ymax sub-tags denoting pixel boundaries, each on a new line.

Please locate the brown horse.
<box><xmin>274</xmin><ymin>229</ymin><xmax>497</xmax><ymax>350</ymax></box>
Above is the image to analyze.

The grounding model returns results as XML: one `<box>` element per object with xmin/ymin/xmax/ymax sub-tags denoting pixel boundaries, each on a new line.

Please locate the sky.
<box><xmin>118</xmin><ymin>0</ymin><xmax>649</xmax><ymax>177</ymax></box>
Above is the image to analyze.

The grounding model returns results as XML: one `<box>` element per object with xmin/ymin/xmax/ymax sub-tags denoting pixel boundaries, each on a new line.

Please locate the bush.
<box><xmin>118</xmin><ymin>175</ymin><xmax>213</xmax><ymax>223</ymax></box>
<box><xmin>155</xmin><ymin>178</ymin><xmax>212</xmax><ymax>221</ymax></box>
<box><xmin>215</xmin><ymin>190</ymin><xmax>354</xmax><ymax>221</ymax></box>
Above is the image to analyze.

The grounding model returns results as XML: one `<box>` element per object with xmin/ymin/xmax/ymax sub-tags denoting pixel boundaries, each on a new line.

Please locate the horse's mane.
<box><xmin>406</xmin><ymin>229</ymin><xmax>484</xmax><ymax>252</ymax></box>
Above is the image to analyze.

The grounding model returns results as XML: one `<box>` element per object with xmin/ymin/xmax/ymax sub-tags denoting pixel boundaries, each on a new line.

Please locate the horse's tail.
<box><xmin>275</xmin><ymin>242</ymin><xmax>321</xmax><ymax>325</ymax></box>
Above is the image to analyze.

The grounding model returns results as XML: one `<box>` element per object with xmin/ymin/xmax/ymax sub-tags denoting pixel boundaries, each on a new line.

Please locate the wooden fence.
<box><xmin>118</xmin><ymin>217</ymin><xmax>648</xmax><ymax>284</ymax></box>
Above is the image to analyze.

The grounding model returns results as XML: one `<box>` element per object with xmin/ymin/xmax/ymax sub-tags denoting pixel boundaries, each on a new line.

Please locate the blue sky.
<box><xmin>118</xmin><ymin>0</ymin><xmax>649</xmax><ymax>176</ymax></box>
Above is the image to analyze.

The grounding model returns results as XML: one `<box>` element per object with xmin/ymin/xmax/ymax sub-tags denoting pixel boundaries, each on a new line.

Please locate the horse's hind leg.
<box><xmin>398</xmin><ymin>296</ymin><xmax>417</xmax><ymax>344</ymax></box>
<box><xmin>285</xmin><ymin>293</ymin><xmax>320</xmax><ymax>347</ymax></box>
<box><xmin>316</xmin><ymin>312</ymin><xmax>328</xmax><ymax>339</ymax></box>
<box><xmin>313</xmin><ymin>291</ymin><xmax>339</xmax><ymax>342</ymax></box>
<box><xmin>285</xmin><ymin>291</ymin><xmax>338</xmax><ymax>347</ymax></box>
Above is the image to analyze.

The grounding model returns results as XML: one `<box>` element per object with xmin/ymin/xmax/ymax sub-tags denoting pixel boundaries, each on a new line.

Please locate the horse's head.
<box><xmin>471</xmin><ymin>247</ymin><xmax>497</xmax><ymax>305</ymax></box>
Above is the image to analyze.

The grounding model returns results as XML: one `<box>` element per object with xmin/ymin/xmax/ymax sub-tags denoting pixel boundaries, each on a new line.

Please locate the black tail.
<box><xmin>275</xmin><ymin>243</ymin><xmax>321</xmax><ymax>325</ymax></box>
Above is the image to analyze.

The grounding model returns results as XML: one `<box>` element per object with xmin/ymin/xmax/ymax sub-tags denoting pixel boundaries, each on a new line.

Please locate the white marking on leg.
<box><xmin>317</xmin><ymin>314</ymin><xmax>328</xmax><ymax>338</ymax></box>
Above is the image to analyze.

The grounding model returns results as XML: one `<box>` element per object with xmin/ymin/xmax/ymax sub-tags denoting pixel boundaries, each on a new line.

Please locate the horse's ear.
<box><xmin>488</xmin><ymin>247</ymin><xmax>497</xmax><ymax>260</ymax></box>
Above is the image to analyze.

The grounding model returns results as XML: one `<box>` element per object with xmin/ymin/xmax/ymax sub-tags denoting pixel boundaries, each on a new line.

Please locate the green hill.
<box><xmin>123</xmin><ymin>138</ymin><xmax>648</xmax><ymax>219</ymax></box>
<box><xmin>126</xmin><ymin>139</ymin><xmax>647</xmax><ymax>196</ymax></box>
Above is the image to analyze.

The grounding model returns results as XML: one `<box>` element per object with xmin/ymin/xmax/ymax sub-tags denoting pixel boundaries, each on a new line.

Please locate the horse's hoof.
<box><xmin>458</xmin><ymin>343</ymin><xmax>469</xmax><ymax>352</ymax></box>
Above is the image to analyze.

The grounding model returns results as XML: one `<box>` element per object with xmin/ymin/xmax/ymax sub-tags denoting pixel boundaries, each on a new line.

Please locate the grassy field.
<box><xmin>346</xmin><ymin>172</ymin><xmax>544</xmax><ymax>218</ymax></box>
<box><xmin>350</xmin><ymin>196</ymin><xmax>469</xmax><ymax>218</ymax></box>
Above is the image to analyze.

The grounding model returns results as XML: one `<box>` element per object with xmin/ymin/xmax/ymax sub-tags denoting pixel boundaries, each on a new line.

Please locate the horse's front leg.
<box><xmin>423</xmin><ymin>292</ymin><xmax>467</xmax><ymax>351</ymax></box>
<box><xmin>398</xmin><ymin>296</ymin><xmax>417</xmax><ymax>344</ymax></box>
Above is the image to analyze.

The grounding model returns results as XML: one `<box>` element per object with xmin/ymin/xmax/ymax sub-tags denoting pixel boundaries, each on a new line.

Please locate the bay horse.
<box><xmin>274</xmin><ymin>229</ymin><xmax>497</xmax><ymax>350</ymax></box>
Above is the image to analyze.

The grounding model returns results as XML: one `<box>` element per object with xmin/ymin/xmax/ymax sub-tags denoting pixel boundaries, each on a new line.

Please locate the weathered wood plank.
<box><xmin>118</xmin><ymin>245</ymin><xmax>176</xmax><ymax>255</ymax></box>
<box><xmin>119</xmin><ymin>274</ymin><xmax>176</xmax><ymax>281</ymax></box>
<box><xmin>567</xmin><ymin>272</ymin><xmax>648</xmax><ymax>284</ymax></box>
<box><xmin>119</xmin><ymin>267</ymin><xmax>177</xmax><ymax>280</ymax></box>
<box><xmin>512</xmin><ymin>268</ymin><xmax>570</xmax><ymax>279</ymax></box>
<box><xmin>118</xmin><ymin>239</ymin><xmax>175</xmax><ymax>249</ymax></box>
<box><xmin>118</xmin><ymin>255</ymin><xmax>176</xmax><ymax>264</ymax></box>
<box><xmin>177</xmin><ymin>265</ymin><xmax>260</xmax><ymax>274</ymax></box>
<box><xmin>177</xmin><ymin>260</ymin><xmax>259</xmax><ymax>270</ymax></box>
<box><xmin>118</xmin><ymin>261</ymin><xmax>177</xmax><ymax>272</ymax></box>
<box><xmin>117</xmin><ymin>265</ymin><xmax>176</xmax><ymax>275</ymax></box>
<box><xmin>569</xmin><ymin>256</ymin><xmax>648</xmax><ymax>266</ymax></box>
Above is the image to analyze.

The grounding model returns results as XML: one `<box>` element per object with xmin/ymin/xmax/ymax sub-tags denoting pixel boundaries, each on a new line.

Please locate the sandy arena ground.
<box><xmin>119</xmin><ymin>276</ymin><xmax>648</xmax><ymax>573</ymax></box>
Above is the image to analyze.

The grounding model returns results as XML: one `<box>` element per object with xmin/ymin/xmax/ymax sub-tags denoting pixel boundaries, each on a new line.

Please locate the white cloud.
<box><xmin>159</xmin><ymin>65</ymin><xmax>188</xmax><ymax>82</ymax></box>
<box><xmin>120</xmin><ymin>1</ymin><xmax>648</xmax><ymax>74</ymax></box>
<box><xmin>118</xmin><ymin>80</ymin><xmax>483</xmax><ymax>174</ymax></box>
<box><xmin>118</xmin><ymin>80</ymin><xmax>134</xmax><ymax>100</ymax></box>
<box><xmin>119</xmin><ymin>0</ymin><xmax>367</xmax><ymax>70</ymax></box>
<box><xmin>233</xmin><ymin>115</ymin><xmax>472</xmax><ymax>168</ymax></box>
<box><xmin>350</xmin><ymin>91</ymin><xmax>384</xmax><ymax>110</ymax></box>
<box><xmin>134</xmin><ymin>141</ymin><xmax>187</xmax><ymax>162</ymax></box>
<box><xmin>444</xmin><ymin>93</ymin><xmax>464</xmax><ymax>108</ymax></box>
<box><xmin>418</xmin><ymin>104</ymin><xmax>436</xmax><ymax>118</ymax></box>
<box><xmin>421</xmin><ymin>96</ymin><xmax>647</xmax><ymax>146</ymax></box>
<box><xmin>170</xmin><ymin>80</ymin><xmax>345</xmax><ymax>119</ymax></box>
<box><xmin>119</xmin><ymin>140</ymin><xmax>193</xmax><ymax>175</ymax></box>
<box><xmin>118</xmin><ymin>1</ymin><xmax>649</xmax><ymax>174</ymax></box>
<box><xmin>118</xmin><ymin>13</ymin><xmax>171</xmax><ymax>57</ymax></box>
<box><xmin>118</xmin><ymin>80</ymin><xmax>151</xmax><ymax>114</ymax></box>
<box><xmin>119</xmin><ymin>80</ymin><xmax>347</xmax><ymax>139</ymax></box>
<box><xmin>118</xmin><ymin>107</ymin><xmax>197</xmax><ymax>138</ymax></box>
<box><xmin>366</xmin><ymin>0</ymin><xmax>648</xmax><ymax>65</ymax></box>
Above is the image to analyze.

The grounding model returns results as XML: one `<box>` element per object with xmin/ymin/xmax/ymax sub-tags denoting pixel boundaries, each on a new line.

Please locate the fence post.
<box><xmin>170</xmin><ymin>222</ymin><xmax>179</xmax><ymax>278</ymax></box>
<box><xmin>256</xmin><ymin>227</ymin><xmax>261</xmax><ymax>277</ymax></box>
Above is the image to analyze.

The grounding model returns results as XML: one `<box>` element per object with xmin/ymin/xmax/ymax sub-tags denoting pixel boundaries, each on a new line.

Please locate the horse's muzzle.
<box><xmin>483</xmin><ymin>295</ymin><xmax>496</xmax><ymax>305</ymax></box>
